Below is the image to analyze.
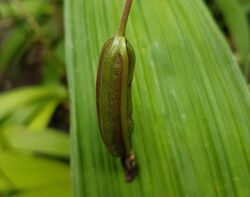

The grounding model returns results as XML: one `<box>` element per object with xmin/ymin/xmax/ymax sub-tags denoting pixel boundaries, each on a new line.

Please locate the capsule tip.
<box><xmin>121</xmin><ymin>153</ymin><xmax>137</xmax><ymax>182</ymax></box>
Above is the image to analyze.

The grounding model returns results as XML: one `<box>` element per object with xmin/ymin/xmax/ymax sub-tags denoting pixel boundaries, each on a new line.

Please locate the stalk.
<box><xmin>118</xmin><ymin>0</ymin><xmax>133</xmax><ymax>35</ymax></box>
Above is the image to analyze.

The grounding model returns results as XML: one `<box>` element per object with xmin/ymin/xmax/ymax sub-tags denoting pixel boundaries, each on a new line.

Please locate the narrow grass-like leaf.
<box><xmin>4</xmin><ymin>99</ymin><xmax>59</xmax><ymax>129</ymax></box>
<box><xmin>65</xmin><ymin>0</ymin><xmax>250</xmax><ymax>196</ymax></box>
<box><xmin>0</xmin><ymin>152</ymin><xmax>70</xmax><ymax>190</ymax></box>
<box><xmin>14</xmin><ymin>180</ymin><xmax>71</xmax><ymax>197</ymax></box>
<box><xmin>0</xmin><ymin>24</ymin><xmax>30</xmax><ymax>72</ymax></box>
<box><xmin>27</xmin><ymin>100</ymin><xmax>60</xmax><ymax>129</ymax></box>
<box><xmin>2</xmin><ymin>126</ymin><xmax>69</xmax><ymax>158</ymax></box>
<box><xmin>0</xmin><ymin>85</ymin><xmax>66</xmax><ymax>121</ymax></box>
<box><xmin>3</xmin><ymin>102</ymin><xmax>45</xmax><ymax>126</ymax></box>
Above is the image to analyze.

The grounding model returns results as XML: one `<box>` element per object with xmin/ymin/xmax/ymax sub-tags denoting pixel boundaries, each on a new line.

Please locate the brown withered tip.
<box><xmin>121</xmin><ymin>153</ymin><xmax>137</xmax><ymax>182</ymax></box>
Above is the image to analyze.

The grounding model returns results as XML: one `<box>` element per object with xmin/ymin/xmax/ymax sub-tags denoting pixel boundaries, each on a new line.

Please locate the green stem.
<box><xmin>118</xmin><ymin>0</ymin><xmax>133</xmax><ymax>35</ymax></box>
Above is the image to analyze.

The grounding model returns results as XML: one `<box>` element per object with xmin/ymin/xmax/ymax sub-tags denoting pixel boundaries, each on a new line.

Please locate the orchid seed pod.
<box><xmin>96</xmin><ymin>0</ymin><xmax>137</xmax><ymax>182</ymax></box>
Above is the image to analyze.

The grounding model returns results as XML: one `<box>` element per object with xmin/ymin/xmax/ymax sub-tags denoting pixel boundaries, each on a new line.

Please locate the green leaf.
<box><xmin>244</xmin><ymin>3</ymin><xmax>250</xmax><ymax>12</ymax></box>
<box><xmin>0</xmin><ymin>0</ymin><xmax>53</xmax><ymax>18</ymax></box>
<box><xmin>0</xmin><ymin>85</ymin><xmax>66</xmax><ymax>121</ymax></box>
<box><xmin>27</xmin><ymin>100</ymin><xmax>60</xmax><ymax>130</ymax></box>
<box><xmin>0</xmin><ymin>24</ymin><xmax>30</xmax><ymax>73</ymax></box>
<box><xmin>2</xmin><ymin>126</ymin><xmax>69</xmax><ymax>158</ymax></box>
<box><xmin>214</xmin><ymin>0</ymin><xmax>250</xmax><ymax>77</ymax></box>
<box><xmin>65</xmin><ymin>0</ymin><xmax>250</xmax><ymax>196</ymax></box>
<box><xmin>0</xmin><ymin>170</ymin><xmax>14</xmax><ymax>192</ymax></box>
<box><xmin>13</xmin><ymin>180</ymin><xmax>71</xmax><ymax>197</ymax></box>
<box><xmin>3</xmin><ymin>102</ymin><xmax>44</xmax><ymax>126</ymax></box>
<box><xmin>0</xmin><ymin>152</ymin><xmax>70</xmax><ymax>190</ymax></box>
<box><xmin>43</xmin><ymin>40</ymin><xmax>66</xmax><ymax>84</ymax></box>
<box><xmin>4</xmin><ymin>100</ymin><xmax>58</xmax><ymax>129</ymax></box>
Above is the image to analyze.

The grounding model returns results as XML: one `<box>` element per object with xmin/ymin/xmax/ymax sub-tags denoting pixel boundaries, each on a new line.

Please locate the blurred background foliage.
<box><xmin>0</xmin><ymin>0</ymin><xmax>70</xmax><ymax>196</ymax></box>
<box><xmin>205</xmin><ymin>0</ymin><xmax>250</xmax><ymax>82</ymax></box>
<box><xmin>0</xmin><ymin>0</ymin><xmax>249</xmax><ymax>196</ymax></box>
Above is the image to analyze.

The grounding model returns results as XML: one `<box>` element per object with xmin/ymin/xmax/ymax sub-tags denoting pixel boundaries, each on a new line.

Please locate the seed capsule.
<box><xmin>96</xmin><ymin>0</ymin><xmax>136</xmax><ymax>182</ymax></box>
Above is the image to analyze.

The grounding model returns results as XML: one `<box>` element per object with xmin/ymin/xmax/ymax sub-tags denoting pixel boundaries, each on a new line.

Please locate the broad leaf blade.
<box><xmin>65</xmin><ymin>0</ymin><xmax>250</xmax><ymax>196</ymax></box>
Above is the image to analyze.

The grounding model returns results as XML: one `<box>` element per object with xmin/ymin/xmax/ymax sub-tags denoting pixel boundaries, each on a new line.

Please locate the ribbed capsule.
<box><xmin>96</xmin><ymin>34</ymin><xmax>136</xmax><ymax>181</ymax></box>
<box><xmin>96</xmin><ymin>0</ymin><xmax>136</xmax><ymax>182</ymax></box>
<box><xmin>96</xmin><ymin>34</ymin><xmax>135</xmax><ymax>156</ymax></box>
